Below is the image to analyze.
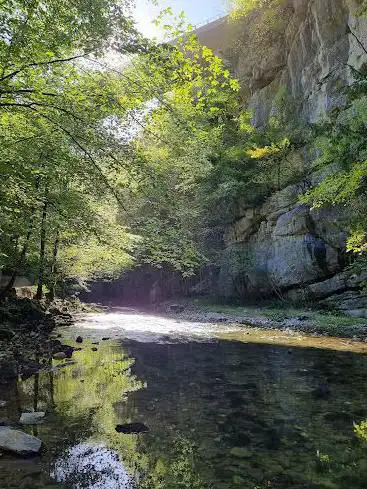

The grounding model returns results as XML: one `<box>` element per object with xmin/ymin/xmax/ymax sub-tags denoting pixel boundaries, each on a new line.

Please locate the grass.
<box><xmin>188</xmin><ymin>298</ymin><xmax>367</xmax><ymax>339</ymax></box>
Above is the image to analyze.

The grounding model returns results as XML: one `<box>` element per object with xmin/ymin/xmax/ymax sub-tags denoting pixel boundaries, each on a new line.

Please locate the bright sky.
<box><xmin>134</xmin><ymin>0</ymin><xmax>227</xmax><ymax>39</ymax></box>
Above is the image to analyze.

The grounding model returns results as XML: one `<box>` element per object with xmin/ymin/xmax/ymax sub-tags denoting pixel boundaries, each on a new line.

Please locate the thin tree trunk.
<box><xmin>49</xmin><ymin>229</ymin><xmax>60</xmax><ymax>302</ymax></box>
<box><xmin>0</xmin><ymin>226</ymin><xmax>33</xmax><ymax>300</ymax></box>
<box><xmin>35</xmin><ymin>193</ymin><xmax>49</xmax><ymax>300</ymax></box>
<box><xmin>1</xmin><ymin>174</ymin><xmax>41</xmax><ymax>301</ymax></box>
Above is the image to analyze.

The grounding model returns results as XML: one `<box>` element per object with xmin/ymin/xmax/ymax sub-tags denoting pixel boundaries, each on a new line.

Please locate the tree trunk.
<box><xmin>1</xmin><ymin>175</ymin><xmax>41</xmax><ymax>301</ymax></box>
<box><xmin>0</xmin><ymin>226</ymin><xmax>33</xmax><ymax>300</ymax></box>
<box><xmin>35</xmin><ymin>194</ymin><xmax>49</xmax><ymax>300</ymax></box>
<box><xmin>49</xmin><ymin>229</ymin><xmax>60</xmax><ymax>302</ymax></box>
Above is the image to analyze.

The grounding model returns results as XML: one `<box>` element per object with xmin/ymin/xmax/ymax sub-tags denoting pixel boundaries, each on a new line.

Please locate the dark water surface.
<box><xmin>1</xmin><ymin>311</ymin><xmax>367</xmax><ymax>489</ymax></box>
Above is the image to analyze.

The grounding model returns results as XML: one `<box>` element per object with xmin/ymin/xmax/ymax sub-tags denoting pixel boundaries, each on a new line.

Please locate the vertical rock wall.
<box><xmin>196</xmin><ymin>1</ymin><xmax>367</xmax><ymax>313</ymax></box>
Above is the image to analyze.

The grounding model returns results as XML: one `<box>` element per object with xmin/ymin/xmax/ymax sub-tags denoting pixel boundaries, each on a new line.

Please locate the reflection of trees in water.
<box><xmin>139</xmin><ymin>434</ymin><xmax>211</xmax><ymax>489</ymax></box>
<box><xmin>19</xmin><ymin>344</ymin><xmax>145</xmax><ymax>475</ymax></box>
<box><xmin>14</xmin><ymin>340</ymin><xmax>367</xmax><ymax>489</ymax></box>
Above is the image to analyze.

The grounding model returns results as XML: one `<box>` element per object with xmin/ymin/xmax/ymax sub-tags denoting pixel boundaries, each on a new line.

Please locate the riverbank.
<box><xmin>0</xmin><ymin>298</ymin><xmax>78</xmax><ymax>381</ymax></box>
<box><xmin>162</xmin><ymin>300</ymin><xmax>367</xmax><ymax>341</ymax></box>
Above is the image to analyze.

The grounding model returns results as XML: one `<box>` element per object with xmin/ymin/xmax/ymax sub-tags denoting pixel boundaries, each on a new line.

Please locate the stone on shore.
<box><xmin>0</xmin><ymin>427</ymin><xmax>42</xmax><ymax>455</ymax></box>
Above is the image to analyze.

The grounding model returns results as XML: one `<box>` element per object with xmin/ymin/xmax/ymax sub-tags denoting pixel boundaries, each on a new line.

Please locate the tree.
<box><xmin>301</xmin><ymin>66</ymin><xmax>367</xmax><ymax>254</ymax></box>
<box><xmin>0</xmin><ymin>0</ymin><xmax>148</xmax><ymax>297</ymax></box>
<box><xmin>227</xmin><ymin>0</ymin><xmax>282</xmax><ymax>19</ymax></box>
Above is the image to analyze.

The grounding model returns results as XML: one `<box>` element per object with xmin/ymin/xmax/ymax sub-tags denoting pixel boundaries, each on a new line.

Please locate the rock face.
<box><xmin>196</xmin><ymin>1</ymin><xmax>367</xmax><ymax>314</ymax></box>
<box><xmin>0</xmin><ymin>427</ymin><xmax>42</xmax><ymax>455</ymax></box>
<box><xmin>219</xmin><ymin>180</ymin><xmax>350</xmax><ymax>298</ymax></box>
<box><xmin>216</xmin><ymin>0</ymin><xmax>367</xmax><ymax>127</ymax></box>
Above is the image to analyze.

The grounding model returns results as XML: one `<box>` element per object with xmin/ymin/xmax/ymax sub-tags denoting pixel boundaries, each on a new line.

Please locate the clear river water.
<box><xmin>1</xmin><ymin>309</ymin><xmax>367</xmax><ymax>489</ymax></box>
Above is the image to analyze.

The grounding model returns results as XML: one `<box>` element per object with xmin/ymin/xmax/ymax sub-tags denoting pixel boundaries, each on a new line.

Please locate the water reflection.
<box><xmin>1</xmin><ymin>322</ymin><xmax>367</xmax><ymax>489</ymax></box>
<box><xmin>53</xmin><ymin>443</ymin><xmax>131</xmax><ymax>489</ymax></box>
<box><xmin>125</xmin><ymin>340</ymin><xmax>367</xmax><ymax>489</ymax></box>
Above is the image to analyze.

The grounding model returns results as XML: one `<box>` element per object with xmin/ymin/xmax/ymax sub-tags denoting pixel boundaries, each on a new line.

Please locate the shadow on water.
<box><xmin>1</xmin><ymin>323</ymin><xmax>367</xmax><ymax>488</ymax></box>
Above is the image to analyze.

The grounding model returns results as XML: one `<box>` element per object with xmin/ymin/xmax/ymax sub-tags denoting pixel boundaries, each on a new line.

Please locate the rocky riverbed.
<box><xmin>161</xmin><ymin>301</ymin><xmax>367</xmax><ymax>341</ymax></box>
<box><xmin>0</xmin><ymin>298</ymin><xmax>76</xmax><ymax>381</ymax></box>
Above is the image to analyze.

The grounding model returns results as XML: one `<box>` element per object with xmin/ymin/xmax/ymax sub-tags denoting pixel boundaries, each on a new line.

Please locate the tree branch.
<box><xmin>0</xmin><ymin>101</ymin><xmax>85</xmax><ymax>122</ymax></box>
<box><xmin>0</xmin><ymin>89</ymin><xmax>58</xmax><ymax>97</ymax></box>
<box><xmin>25</xmin><ymin>106</ymin><xmax>128</xmax><ymax>211</ymax></box>
<box><xmin>0</xmin><ymin>54</ymin><xmax>89</xmax><ymax>83</ymax></box>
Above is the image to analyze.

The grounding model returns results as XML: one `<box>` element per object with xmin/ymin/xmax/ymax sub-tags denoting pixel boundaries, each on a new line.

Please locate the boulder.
<box><xmin>19</xmin><ymin>412</ymin><xmax>46</xmax><ymax>425</ymax></box>
<box><xmin>0</xmin><ymin>427</ymin><xmax>42</xmax><ymax>455</ymax></box>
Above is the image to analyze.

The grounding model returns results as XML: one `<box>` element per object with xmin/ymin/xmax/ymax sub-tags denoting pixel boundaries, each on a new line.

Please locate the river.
<box><xmin>1</xmin><ymin>309</ymin><xmax>367</xmax><ymax>489</ymax></box>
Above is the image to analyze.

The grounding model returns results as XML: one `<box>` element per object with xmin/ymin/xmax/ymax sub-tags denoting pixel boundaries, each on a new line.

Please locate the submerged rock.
<box><xmin>313</xmin><ymin>384</ymin><xmax>330</xmax><ymax>399</ymax></box>
<box><xmin>19</xmin><ymin>412</ymin><xmax>46</xmax><ymax>425</ymax></box>
<box><xmin>76</xmin><ymin>336</ymin><xmax>83</xmax><ymax>343</ymax></box>
<box><xmin>53</xmin><ymin>352</ymin><xmax>66</xmax><ymax>360</ymax></box>
<box><xmin>19</xmin><ymin>362</ymin><xmax>42</xmax><ymax>381</ymax></box>
<box><xmin>229</xmin><ymin>447</ymin><xmax>253</xmax><ymax>458</ymax></box>
<box><xmin>0</xmin><ymin>427</ymin><xmax>42</xmax><ymax>455</ymax></box>
<box><xmin>115</xmin><ymin>423</ymin><xmax>149</xmax><ymax>434</ymax></box>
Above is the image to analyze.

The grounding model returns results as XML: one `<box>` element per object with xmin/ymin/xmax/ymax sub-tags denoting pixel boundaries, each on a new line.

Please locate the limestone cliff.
<box><xmin>196</xmin><ymin>0</ymin><xmax>367</xmax><ymax>315</ymax></box>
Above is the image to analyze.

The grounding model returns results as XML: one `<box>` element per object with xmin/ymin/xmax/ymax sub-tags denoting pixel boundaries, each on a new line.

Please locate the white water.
<box><xmin>59</xmin><ymin>308</ymin><xmax>242</xmax><ymax>343</ymax></box>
